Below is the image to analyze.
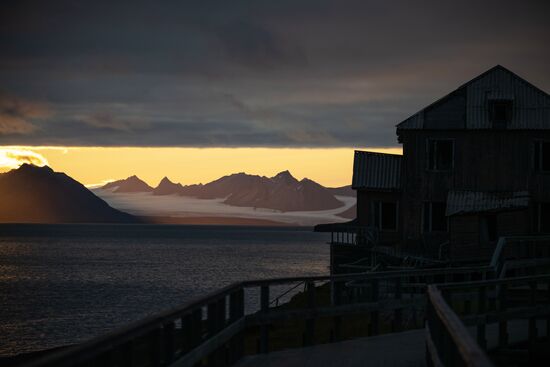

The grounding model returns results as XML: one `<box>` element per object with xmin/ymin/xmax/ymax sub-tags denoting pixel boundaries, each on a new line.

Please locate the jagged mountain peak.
<box><xmin>272</xmin><ymin>170</ymin><xmax>298</xmax><ymax>183</ymax></box>
<box><xmin>159</xmin><ymin>176</ymin><xmax>175</xmax><ymax>184</ymax></box>
<box><xmin>15</xmin><ymin>163</ymin><xmax>54</xmax><ymax>174</ymax></box>
<box><xmin>102</xmin><ymin>175</ymin><xmax>153</xmax><ymax>193</ymax></box>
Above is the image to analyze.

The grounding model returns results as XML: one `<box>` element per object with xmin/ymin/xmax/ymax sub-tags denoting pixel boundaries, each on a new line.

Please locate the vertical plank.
<box><xmin>260</xmin><ymin>285</ymin><xmax>269</xmax><ymax>353</ymax></box>
<box><xmin>149</xmin><ymin>327</ymin><xmax>162</xmax><ymax>367</ymax></box>
<box><xmin>477</xmin><ymin>286</ymin><xmax>487</xmax><ymax>349</ymax></box>
<box><xmin>228</xmin><ymin>288</ymin><xmax>245</xmax><ymax>363</ymax></box>
<box><xmin>120</xmin><ymin>340</ymin><xmax>134</xmax><ymax>367</ymax></box>
<box><xmin>181</xmin><ymin>314</ymin><xmax>192</xmax><ymax>355</ymax></box>
<box><xmin>529</xmin><ymin>281</ymin><xmax>538</xmax><ymax>346</ymax></box>
<box><xmin>498</xmin><ymin>284</ymin><xmax>508</xmax><ymax>348</ymax></box>
<box><xmin>547</xmin><ymin>281</ymin><xmax>550</xmax><ymax>338</ymax></box>
<box><xmin>393</xmin><ymin>277</ymin><xmax>403</xmax><ymax>332</ymax></box>
<box><xmin>370</xmin><ymin>279</ymin><xmax>379</xmax><ymax>336</ymax></box>
<box><xmin>164</xmin><ymin>322</ymin><xmax>176</xmax><ymax>364</ymax></box>
<box><xmin>304</xmin><ymin>281</ymin><xmax>316</xmax><ymax>346</ymax></box>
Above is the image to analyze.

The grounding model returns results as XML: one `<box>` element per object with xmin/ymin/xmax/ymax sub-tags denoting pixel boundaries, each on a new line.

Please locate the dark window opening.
<box><xmin>534</xmin><ymin>141</ymin><xmax>550</xmax><ymax>172</ymax></box>
<box><xmin>427</xmin><ymin>140</ymin><xmax>454</xmax><ymax>171</ymax></box>
<box><xmin>535</xmin><ymin>203</ymin><xmax>550</xmax><ymax>233</ymax></box>
<box><xmin>423</xmin><ymin>202</ymin><xmax>448</xmax><ymax>232</ymax></box>
<box><xmin>489</xmin><ymin>99</ymin><xmax>512</xmax><ymax>129</ymax></box>
<box><xmin>371</xmin><ymin>201</ymin><xmax>398</xmax><ymax>231</ymax></box>
<box><xmin>486</xmin><ymin>215</ymin><xmax>498</xmax><ymax>242</ymax></box>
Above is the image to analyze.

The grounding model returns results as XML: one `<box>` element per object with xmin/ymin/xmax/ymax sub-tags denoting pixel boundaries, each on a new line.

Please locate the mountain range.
<box><xmin>103</xmin><ymin>171</ymin><xmax>355</xmax><ymax>212</ymax></box>
<box><xmin>0</xmin><ymin>164</ymin><xmax>136</xmax><ymax>223</ymax></box>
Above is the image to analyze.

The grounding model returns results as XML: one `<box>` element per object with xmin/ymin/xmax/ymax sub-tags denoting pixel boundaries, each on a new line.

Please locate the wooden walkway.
<box><xmin>236</xmin><ymin>320</ymin><xmax>548</xmax><ymax>367</ymax></box>
<box><xmin>236</xmin><ymin>330</ymin><xmax>426</xmax><ymax>367</ymax></box>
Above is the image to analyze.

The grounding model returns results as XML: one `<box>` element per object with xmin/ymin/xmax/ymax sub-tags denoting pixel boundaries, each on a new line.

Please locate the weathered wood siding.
<box><xmin>401</xmin><ymin>130</ymin><xmax>550</xmax><ymax>259</ymax></box>
<box><xmin>356</xmin><ymin>189</ymin><xmax>402</xmax><ymax>245</ymax></box>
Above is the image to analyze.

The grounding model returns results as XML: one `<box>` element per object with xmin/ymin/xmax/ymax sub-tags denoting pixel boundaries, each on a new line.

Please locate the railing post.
<box><xmin>207</xmin><ymin>300</ymin><xmax>222</xmax><ymax>366</ymax></box>
<box><xmin>163</xmin><ymin>321</ymin><xmax>176</xmax><ymax>364</ymax></box>
<box><xmin>547</xmin><ymin>281</ymin><xmax>550</xmax><ymax>338</ymax></box>
<box><xmin>393</xmin><ymin>277</ymin><xmax>403</xmax><ymax>332</ymax></box>
<box><xmin>121</xmin><ymin>340</ymin><xmax>134</xmax><ymax>367</ymax></box>
<box><xmin>369</xmin><ymin>279</ymin><xmax>379</xmax><ymax>336</ymax></box>
<box><xmin>149</xmin><ymin>327</ymin><xmax>162</xmax><ymax>367</ymax></box>
<box><xmin>529</xmin><ymin>281</ymin><xmax>538</xmax><ymax>347</ymax></box>
<box><xmin>304</xmin><ymin>281</ymin><xmax>316</xmax><ymax>346</ymax></box>
<box><xmin>477</xmin><ymin>286</ymin><xmax>487</xmax><ymax>349</ymax></box>
<box><xmin>498</xmin><ymin>283</ymin><xmax>508</xmax><ymax>348</ymax></box>
<box><xmin>260</xmin><ymin>285</ymin><xmax>269</xmax><ymax>354</ymax></box>
<box><xmin>182</xmin><ymin>308</ymin><xmax>203</xmax><ymax>357</ymax></box>
<box><xmin>464</xmin><ymin>274</ymin><xmax>472</xmax><ymax>315</ymax></box>
<box><xmin>229</xmin><ymin>288</ymin><xmax>245</xmax><ymax>363</ymax></box>
<box><xmin>332</xmin><ymin>280</ymin><xmax>342</xmax><ymax>342</ymax></box>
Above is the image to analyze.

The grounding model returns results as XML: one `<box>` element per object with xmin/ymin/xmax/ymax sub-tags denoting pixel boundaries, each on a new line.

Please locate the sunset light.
<box><xmin>0</xmin><ymin>146</ymin><xmax>402</xmax><ymax>187</ymax></box>
<box><xmin>0</xmin><ymin>147</ymin><xmax>48</xmax><ymax>170</ymax></box>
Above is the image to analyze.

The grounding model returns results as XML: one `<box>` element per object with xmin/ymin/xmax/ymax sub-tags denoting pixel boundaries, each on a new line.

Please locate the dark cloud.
<box><xmin>0</xmin><ymin>0</ymin><xmax>549</xmax><ymax>147</ymax></box>
<box><xmin>0</xmin><ymin>93</ymin><xmax>51</xmax><ymax>134</ymax></box>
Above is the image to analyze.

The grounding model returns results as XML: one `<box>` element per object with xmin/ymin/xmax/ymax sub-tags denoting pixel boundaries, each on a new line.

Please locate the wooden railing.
<box><xmin>23</xmin><ymin>235</ymin><xmax>550</xmax><ymax>367</ymax></box>
<box><xmin>490</xmin><ymin>235</ymin><xmax>550</xmax><ymax>278</ymax></box>
<box><xmin>427</xmin><ymin>274</ymin><xmax>550</xmax><ymax>367</ymax></box>
<box><xmin>330</xmin><ymin>226</ymin><xmax>379</xmax><ymax>246</ymax></box>
<box><xmin>23</xmin><ymin>266</ymin><xmax>495</xmax><ymax>367</ymax></box>
<box><xmin>426</xmin><ymin>285</ymin><xmax>493</xmax><ymax>367</ymax></box>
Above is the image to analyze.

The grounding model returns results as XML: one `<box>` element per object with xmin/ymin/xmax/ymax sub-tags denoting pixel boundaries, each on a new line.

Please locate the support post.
<box><xmin>369</xmin><ymin>279</ymin><xmax>379</xmax><ymax>336</ymax></box>
<box><xmin>498</xmin><ymin>284</ymin><xmax>508</xmax><ymax>348</ymax></box>
<box><xmin>477</xmin><ymin>286</ymin><xmax>487</xmax><ymax>349</ymax></box>
<box><xmin>304</xmin><ymin>281</ymin><xmax>316</xmax><ymax>346</ymax></box>
<box><xmin>260</xmin><ymin>285</ymin><xmax>269</xmax><ymax>353</ymax></box>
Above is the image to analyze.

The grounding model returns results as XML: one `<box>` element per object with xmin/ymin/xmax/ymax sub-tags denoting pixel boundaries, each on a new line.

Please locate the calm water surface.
<box><xmin>0</xmin><ymin>224</ymin><xmax>330</xmax><ymax>356</ymax></box>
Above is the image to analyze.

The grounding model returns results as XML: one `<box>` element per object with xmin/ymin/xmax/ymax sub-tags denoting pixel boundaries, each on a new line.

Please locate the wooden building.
<box><xmin>321</xmin><ymin>65</ymin><xmax>550</xmax><ymax>270</ymax></box>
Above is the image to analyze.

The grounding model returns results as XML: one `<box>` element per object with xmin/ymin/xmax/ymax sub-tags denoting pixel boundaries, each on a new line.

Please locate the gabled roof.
<box><xmin>352</xmin><ymin>151</ymin><xmax>402</xmax><ymax>190</ymax></box>
<box><xmin>446</xmin><ymin>190</ymin><xmax>530</xmax><ymax>216</ymax></box>
<box><xmin>397</xmin><ymin>65</ymin><xmax>550</xmax><ymax>131</ymax></box>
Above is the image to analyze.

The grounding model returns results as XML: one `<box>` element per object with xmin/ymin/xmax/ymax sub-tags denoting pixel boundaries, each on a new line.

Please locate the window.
<box><xmin>427</xmin><ymin>139</ymin><xmax>453</xmax><ymax>171</ymax></box>
<box><xmin>534</xmin><ymin>141</ymin><xmax>550</xmax><ymax>172</ymax></box>
<box><xmin>480</xmin><ymin>214</ymin><xmax>498</xmax><ymax>243</ymax></box>
<box><xmin>489</xmin><ymin>99</ymin><xmax>512</xmax><ymax>129</ymax></box>
<box><xmin>534</xmin><ymin>203</ymin><xmax>550</xmax><ymax>233</ymax></box>
<box><xmin>486</xmin><ymin>215</ymin><xmax>498</xmax><ymax>242</ymax></box>
<box><xmin>371</xmin><ymin>201</ymin><xmax>398</xmax><ymax>231</ymax></box>
<box><xmin>423</xmin><ymin>202</ymin><xmax>448</xmax><ymax>232</ymax></box>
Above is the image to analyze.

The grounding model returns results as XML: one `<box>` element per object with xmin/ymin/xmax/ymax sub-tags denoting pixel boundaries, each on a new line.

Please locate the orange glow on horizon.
<box><xmin>0</xmin><ymin>146</ymin><xmax>402</xmax><ymax>187</ymax></box>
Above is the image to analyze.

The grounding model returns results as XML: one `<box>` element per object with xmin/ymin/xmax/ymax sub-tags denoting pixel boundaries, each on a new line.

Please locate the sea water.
<box><xmin>0</xmin><ymin>224</ymin><xmax>330</xmax><ymax>356</ymax></box>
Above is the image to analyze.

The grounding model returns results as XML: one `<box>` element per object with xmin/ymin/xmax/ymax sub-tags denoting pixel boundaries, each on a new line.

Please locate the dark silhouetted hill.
<box><xmin>0</xmin><ymin>164</ymin><xmax>137</xmax><ymax>223</ymax></box>
<box><xmin>102</xmin><ymin>175</ymin><xmax>153</xmax><ymax>193</ymax></box>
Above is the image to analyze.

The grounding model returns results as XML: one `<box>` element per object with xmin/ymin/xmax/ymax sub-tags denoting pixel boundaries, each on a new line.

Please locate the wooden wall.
<box><xmin>356</xmin><ymin>189</ymin><xmax>402</xmax><ymax>245</ymax></box>
<box><xmin>400</xmin><ymin>130</ymin><xmax>550</xmax><ymax>260</ymax></box>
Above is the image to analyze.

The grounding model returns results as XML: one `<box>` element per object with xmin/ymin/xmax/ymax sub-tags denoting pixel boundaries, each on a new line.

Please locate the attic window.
<box><xmin>489</xmin><ymin>99</ymin><xmax>512</xmax><ymax>129</ymax></box>
<box><xmin>427</xmin><ymin>139</ymin><xmax>454</xmax><ymax>171</ymax></box>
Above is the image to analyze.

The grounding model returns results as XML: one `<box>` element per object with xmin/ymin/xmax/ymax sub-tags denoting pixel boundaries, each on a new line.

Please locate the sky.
<box><xmin>0</xmin><ymin>0</ymin><xmax>549</xmax><ymax>185</ymax></box>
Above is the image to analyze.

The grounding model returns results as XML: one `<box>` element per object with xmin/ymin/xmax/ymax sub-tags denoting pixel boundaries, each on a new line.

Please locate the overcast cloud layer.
<box><xmin>0</xmin><ymin>0</ymin><xmax>549</xmax><ymax>147</ymax></box>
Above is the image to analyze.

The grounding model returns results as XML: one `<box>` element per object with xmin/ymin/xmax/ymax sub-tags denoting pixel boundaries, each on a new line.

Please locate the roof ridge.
<box><xmin>396</xmin><ymin>65</ymin><xmax>550</xmax><ymax>130</ymax></box>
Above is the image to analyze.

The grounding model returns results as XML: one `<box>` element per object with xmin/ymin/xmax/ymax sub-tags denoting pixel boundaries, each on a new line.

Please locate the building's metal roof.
<box><xmin>446</xmin><ymin>190</ymin><xmax>530</xmax><ymax>216</ymax></box>
<box><xmin>397</xmin><ymin>65</ymin><xmax>550</xmax><ymax>131</ymax></box>
<box><xmin>352</xmin><ymin>151</ymin><xmax>402</xmax><ymax>190</ymax></box>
